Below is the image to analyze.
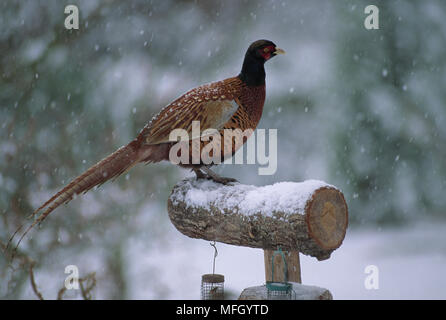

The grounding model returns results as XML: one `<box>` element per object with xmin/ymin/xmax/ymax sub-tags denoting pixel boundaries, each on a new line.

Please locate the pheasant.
<box><xmin>7</xmin><ymin>39</ymin><xmax>285</xmax><ymax>252</ymax></box>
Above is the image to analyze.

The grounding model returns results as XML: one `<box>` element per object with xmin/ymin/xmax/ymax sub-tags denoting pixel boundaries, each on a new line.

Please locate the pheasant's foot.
<box><xmin>192</xmin><ymin>168</ymin><xmax>208</xmax><ymax>180</ymax></box>
<box><xmin>201</xmin><ymin>167</ymin><xmax>238</xmax><ymax>185</ymax></box>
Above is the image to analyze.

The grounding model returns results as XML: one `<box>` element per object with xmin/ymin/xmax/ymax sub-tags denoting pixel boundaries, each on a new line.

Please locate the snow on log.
<box><xmin>167</xmin><ymin>178</ymin><xmax>348</xmax><ymax>260</ymax></box>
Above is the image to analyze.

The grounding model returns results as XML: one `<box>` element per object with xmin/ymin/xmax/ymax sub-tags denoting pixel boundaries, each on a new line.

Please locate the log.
<box><xmin>167</xmin><ymin>178</ymin><xmax>348</xmax><ymax>260</ymax></box>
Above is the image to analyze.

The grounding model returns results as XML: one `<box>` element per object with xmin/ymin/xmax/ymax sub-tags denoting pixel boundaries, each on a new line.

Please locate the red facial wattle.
<box><xmin>262</xmin><ymin>52</ymin><xmax>271</xmax><ymax>60</ymax></box>
<box><xmin>259</xmin><ymin>45</ymin><xmax>276</xmax><ymax>60</ymax></box>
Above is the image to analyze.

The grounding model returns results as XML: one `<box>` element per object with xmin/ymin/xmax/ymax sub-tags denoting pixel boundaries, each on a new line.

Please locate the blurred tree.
<box><xmin>328</xmin><ymin>0</ymin><xmax>446</xmax><ymax>225</ymax></box>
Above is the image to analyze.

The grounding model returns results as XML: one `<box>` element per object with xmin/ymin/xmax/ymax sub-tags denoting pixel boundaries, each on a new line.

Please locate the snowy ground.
<box><xmin>126</xmin><ymin>220</ymin><xmax>446</xmax><ymax>299</ymax></box>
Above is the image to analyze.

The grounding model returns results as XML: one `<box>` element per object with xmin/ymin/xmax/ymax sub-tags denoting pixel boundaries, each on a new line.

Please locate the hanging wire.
<box><xmin>210</xmin><ymin>241</ymin><xmax>218</xmax><ymax>275</ymax></box>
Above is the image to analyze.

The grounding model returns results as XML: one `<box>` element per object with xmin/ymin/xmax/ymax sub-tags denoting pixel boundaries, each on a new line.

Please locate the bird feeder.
<box><xmin>168</xmin><ymin>178</ymin><xmax>348</xmax><ymax>300</ymax></box>
<box><xmin>201</xmin><ymin>274</ymin><xmax>225</xmax><ymax>300</ymax></box>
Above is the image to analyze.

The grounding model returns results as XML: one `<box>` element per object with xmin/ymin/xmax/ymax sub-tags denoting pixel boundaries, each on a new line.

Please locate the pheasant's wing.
<box><xmin>144</xmin><ymin>80</ymin><xmax>242</xmax><ymax>145</ymax></box>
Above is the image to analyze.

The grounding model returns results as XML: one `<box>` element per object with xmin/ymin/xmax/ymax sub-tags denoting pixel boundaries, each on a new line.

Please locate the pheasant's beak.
<box><xmin>274</xmin><ymin>47</ymin><xmax>286</xmax><ymax>55</ymax></box>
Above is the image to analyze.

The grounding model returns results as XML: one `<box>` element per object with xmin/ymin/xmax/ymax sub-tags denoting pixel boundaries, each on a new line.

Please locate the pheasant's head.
<box><xmin>239</xmin><ymin>39</ymin><xmax>284</xmax><ymax>86</ymax></box>
<box><xmin>246</xmin><ymin>39</ymin><xmax>285</xmax><ymax>62</ymax></box>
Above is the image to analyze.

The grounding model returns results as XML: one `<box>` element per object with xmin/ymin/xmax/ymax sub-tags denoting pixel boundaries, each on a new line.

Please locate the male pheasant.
<box><xmin>7</xmin><ymin>39</ymin><xmax>285</xmax><ymax>251</ymax></box>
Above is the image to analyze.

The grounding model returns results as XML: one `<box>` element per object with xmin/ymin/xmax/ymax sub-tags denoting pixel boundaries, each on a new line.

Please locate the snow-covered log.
<box><xmin>168</xmin><ymin>178</ymin><xmax>348</xmax><ymax>260</ymax></box>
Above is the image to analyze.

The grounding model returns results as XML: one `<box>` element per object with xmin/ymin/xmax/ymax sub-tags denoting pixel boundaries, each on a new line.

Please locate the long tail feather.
<box><xmin>6</xmin><ymin>140</ymin><xmax>146</xmax><ymax>257</ymax></box>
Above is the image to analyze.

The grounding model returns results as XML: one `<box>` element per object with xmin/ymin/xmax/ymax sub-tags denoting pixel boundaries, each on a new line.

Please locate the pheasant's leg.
<box><xmin>201</xmin><ymin>166</ymin><xmax>238</xmax><ymax>185</ymax></box>
<box><xmin>192</xmin><ymin>168</ymin><xmax>208</xmax><ymax>180</ymax></box>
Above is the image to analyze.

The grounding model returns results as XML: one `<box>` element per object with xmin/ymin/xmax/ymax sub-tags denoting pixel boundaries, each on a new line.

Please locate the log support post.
<box><xmin>264</xmin><ymin>250</ymin><xmax>301</xmax><ymax>283</ymax></box>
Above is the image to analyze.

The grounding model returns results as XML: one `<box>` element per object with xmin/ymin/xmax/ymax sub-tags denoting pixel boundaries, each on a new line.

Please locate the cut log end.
<box><xmin>306</xmin><ymin>187</ymin><xmax>348</xmax><ymax>251</ymax></box>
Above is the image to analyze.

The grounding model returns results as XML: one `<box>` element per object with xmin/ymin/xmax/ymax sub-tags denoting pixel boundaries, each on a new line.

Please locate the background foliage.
<box><xmin>1</xmin><ymin>0</ymin><xmax>445</xmax><ymax>298</ymax></box>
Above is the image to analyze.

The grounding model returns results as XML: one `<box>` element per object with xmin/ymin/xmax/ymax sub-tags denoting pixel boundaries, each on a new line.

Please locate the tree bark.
<box><xmin>167</xmin><ymin>178</ymin><xmax>348</xmax><ymax>261</ymax></box>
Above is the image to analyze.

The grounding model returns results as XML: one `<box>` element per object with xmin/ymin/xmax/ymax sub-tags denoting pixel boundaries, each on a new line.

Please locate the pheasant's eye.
<box><xmin>263</xmin><ymin>47</ymin><xmax>270</xmax><ymax>53</ymax></box>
